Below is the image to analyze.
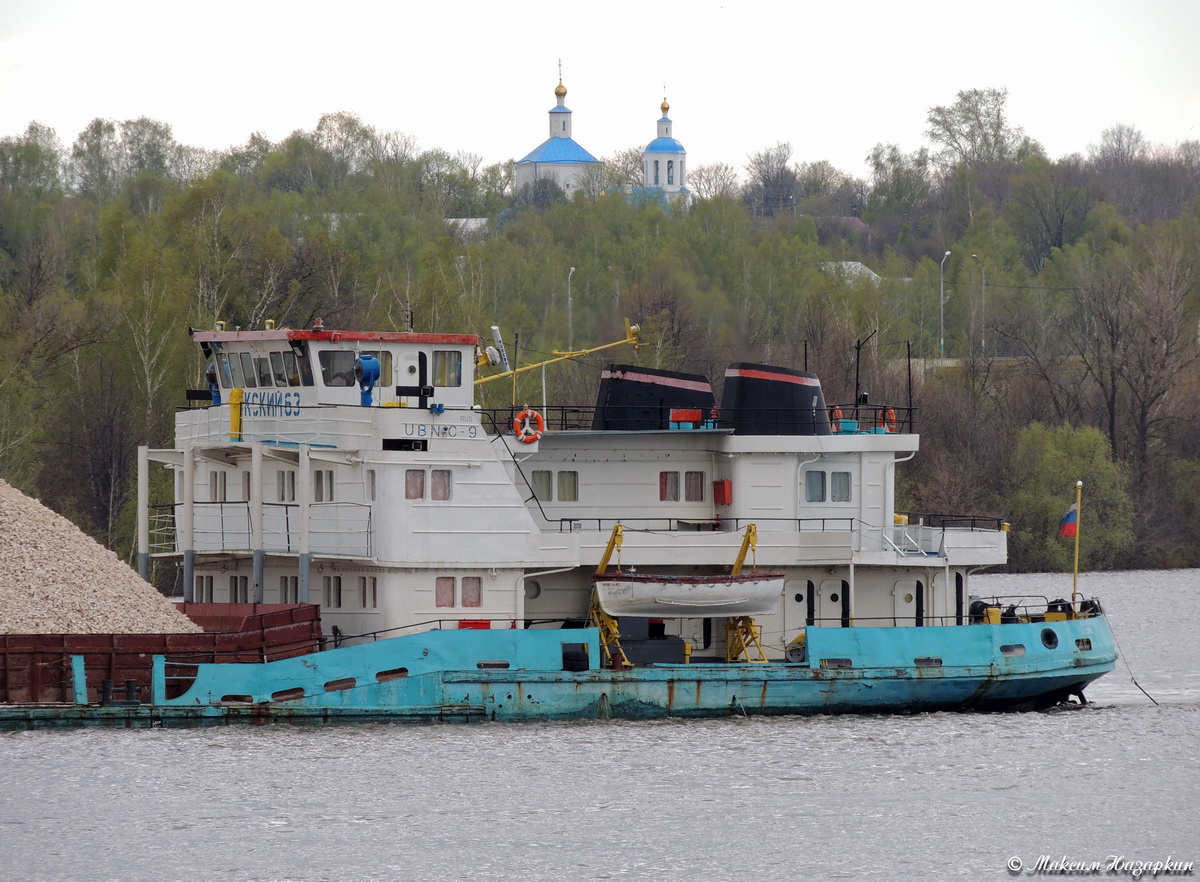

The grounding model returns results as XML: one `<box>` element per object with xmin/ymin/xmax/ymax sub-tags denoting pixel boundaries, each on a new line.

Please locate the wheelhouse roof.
<box><xmin>191</xmin><ymin>328</ymin><xmax>480</xmax><ymax>346</ymax></box>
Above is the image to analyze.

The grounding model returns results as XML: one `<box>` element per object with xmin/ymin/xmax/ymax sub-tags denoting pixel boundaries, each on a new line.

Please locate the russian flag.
<box><xmin>1059</xmin><ymin>502</ymin><xmax>1078</xmax><ymax>538</ymax></box>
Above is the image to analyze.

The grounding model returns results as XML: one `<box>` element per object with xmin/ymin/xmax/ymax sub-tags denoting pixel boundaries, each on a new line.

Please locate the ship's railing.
<box><xmin>478</xmin><ymin>404</ymin><xmax>916</xmax><ymax>435</ymax></box>
<box><xmin>152</xmin><ymin>501</ymin><xmax>372</xmax><ymax>557</ymax></box>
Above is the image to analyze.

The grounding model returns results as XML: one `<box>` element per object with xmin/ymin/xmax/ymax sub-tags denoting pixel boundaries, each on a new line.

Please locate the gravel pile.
<box><xmin>0</xmin><ymin>479</ymin><xmax>200</xmax><ymax>634</ymax></box>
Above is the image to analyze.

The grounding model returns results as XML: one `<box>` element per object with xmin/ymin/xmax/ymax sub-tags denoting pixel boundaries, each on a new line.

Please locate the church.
<box><xmin>514</xmin><ymin>75</ymin><xmax>690</xmax><ymax>199</ymax></box>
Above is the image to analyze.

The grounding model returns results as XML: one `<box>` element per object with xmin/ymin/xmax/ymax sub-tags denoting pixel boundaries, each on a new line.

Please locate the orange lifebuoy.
<box><xmin>829</xmin><ymin>405</ymin><xmax>843</xmax><ymax>432</ymax></box>
<box><xmin>878</xmin><ymin>407</ymin><xmax>897</xmax><ymax>433</ymax></box>
<box><xmin>513</xmin><ymin>407</ymin><xmax>546</xmax><ymax>443</ymax></box>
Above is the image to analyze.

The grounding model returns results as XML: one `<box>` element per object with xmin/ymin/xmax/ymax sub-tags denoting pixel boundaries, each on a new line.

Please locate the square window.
<box><xmin>431</xmin><ymin>469</ymin><xmax>452</xmax><ymax>501</ymax></box>
<box><xmin>685</xmin><ymin>471</ymin><xmax>705</xmax><ymax>502</ymax></box>
<box><xmin>435</xmin><ymin>576</ymin><xmax>455</xmax><ymax>608</ymax></box>
<box><xmin>239</xmin><ymin>352</ymin><xmax>258</xmax><ymax>388</ymax></box>
<box><xmin>255</xmin><ymin>357</ymin><xmax>274</xmax><ymax>387</ymax></box>
<box><xmin>557</xmin><ymin>471</ymin><xmax>579</xmax><ymax>502</ymax></box>
<box><xmin>360</xmin><ymin>576</ymin><xmax>377</xmax><ymax>608</ymax></box>
<box><xmin>323</xmin><ymin>575</ymin><xmax>342</xmax><ymax>608</ymax></box>
<box><xmin>405</xmin><ymin>469</ymin><xmax>425</xmax><ymax>500</ymax></box>
<box><xmin>831</xmin><ymin>471</ymin><xmax>852</xmax><ymax>502</ymax></box>
<box><xmin>532</xmin><ymin>470</ymin><xmax>552</xmax><ymax>501</ymax></box>
<box><xmin>432</xmin><ymin>350</ymin><xmax>462</xmax><ymax>387</ymax></box>
<box><xmin>659</xmin><ymin>471</ymin><xmax>680</xmax><ymax>502</ymax></box>
<box><xmin>462</xmin><ymin>576</ymin><xmax>482</xmax><ymax>608</ymax></box>
<box><xmin>805</xmin><ymin>470</ymin><xmax>826</xmax><ymax>503</ymax></box>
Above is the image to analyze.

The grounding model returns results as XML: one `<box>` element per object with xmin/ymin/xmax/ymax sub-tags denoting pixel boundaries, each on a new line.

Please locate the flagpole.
<box><xmin>1071</xmin><ymin>480</ymin><xmax>1083</xmax><ymax>606</ymax></box>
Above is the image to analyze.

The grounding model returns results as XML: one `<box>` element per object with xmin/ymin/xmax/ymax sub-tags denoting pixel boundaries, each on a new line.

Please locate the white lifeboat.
<box><xmin>592</xmin><ymin>572</ymin><xmax>784</xmax><ymax>617</ymax></box>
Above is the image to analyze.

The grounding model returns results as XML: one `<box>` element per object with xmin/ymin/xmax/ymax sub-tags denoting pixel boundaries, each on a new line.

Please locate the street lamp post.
<box><xmin>939</xmin><ymin>250</ymin><xmax>951</xmax><ymax>366</ymax></box>
<box><xmin>567</xmin><ymin>266</ymin><xmax>576</xmax><ymax>350</ymax></box>
<box><xmin>971</xmin><ymin>253</ymin><xmax>986</xmax><ymax>356</ymax></box>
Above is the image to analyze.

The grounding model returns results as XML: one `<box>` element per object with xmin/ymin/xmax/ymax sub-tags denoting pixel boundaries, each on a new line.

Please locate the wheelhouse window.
<box><xmin>432</xmin><ymin>350</ymin><xmax>462</xmax><ymax>387</ymax></box>
<box><xmin>255</xmin><ymin>357</ymin><xmax>274</xmax><ymax>386</ymax></box>
<box><xmin>319</xmin><ymin>351</ymin><xmax>357</xmax><ymax>387</ymax></box>
<box><xmin>238</xmin><ymin>353</ymin><xmax>257</xmax><ymax>387</ymax></box>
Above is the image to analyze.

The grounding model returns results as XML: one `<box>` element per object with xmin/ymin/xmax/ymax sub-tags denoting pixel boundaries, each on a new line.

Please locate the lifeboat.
<box><xmin>592</xmin><ymin>571</ymin><xmax>785</xmax><ymax>617</ymax></box>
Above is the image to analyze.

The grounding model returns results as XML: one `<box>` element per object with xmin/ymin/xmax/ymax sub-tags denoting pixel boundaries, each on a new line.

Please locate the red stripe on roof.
<box><xmin>191</xmin><ymin>329</ymin><xmax>479</xmax><ymax>345</ymax></box>
<box><xmin>724</xmin><ymin>367</ymin><xmax>821</xmax><ymax>386</ymax></box>
<box><xmin>601</xmin><ymin>369</ymin><xmax>712</xmax><ymax>393</ymax></box>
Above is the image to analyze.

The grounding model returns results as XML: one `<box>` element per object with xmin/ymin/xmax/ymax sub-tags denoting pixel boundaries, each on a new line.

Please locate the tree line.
<box><xmin>1</xmin><ymin>88</ymin><xmax>1197</xmax><ymax>573</ymax></box>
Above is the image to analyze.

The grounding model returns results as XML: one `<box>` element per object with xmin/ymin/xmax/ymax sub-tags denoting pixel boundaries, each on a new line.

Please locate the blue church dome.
<box><xmin>645</xmin><ymin>136</ymin><xmax>686</xmax><ymax>154</ymax></box>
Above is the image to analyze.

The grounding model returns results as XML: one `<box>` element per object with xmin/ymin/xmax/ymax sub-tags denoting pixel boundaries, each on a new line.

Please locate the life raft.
<box><xmin>513</xmin><ymin>407</ymin><xmax>546</xmax><ymax>443</ymax></box>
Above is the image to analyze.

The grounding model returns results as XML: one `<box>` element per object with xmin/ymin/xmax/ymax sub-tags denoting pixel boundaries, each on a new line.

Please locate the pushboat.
<box><xmin>0</xmin><ymin>320</ymin><xmax>1117</xmax><ymax>727</ymax></box>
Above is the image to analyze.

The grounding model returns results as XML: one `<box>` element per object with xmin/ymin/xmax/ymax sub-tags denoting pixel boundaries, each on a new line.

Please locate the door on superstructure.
<box><xmin>892</xmin><ymin>579</ymin><xmax>925</xmax><ymax>626</ymax></box>
<box><xmin>817</xmin><ymin>578</ymin><xmax>850</xmax><ymax>627</ymax></box>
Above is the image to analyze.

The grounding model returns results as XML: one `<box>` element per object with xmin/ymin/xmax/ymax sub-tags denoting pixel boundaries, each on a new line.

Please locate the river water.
<box><xmin>0</xmin><ymin>571</ymin><xmax>1196</xmax><ymax>881</ymax></box>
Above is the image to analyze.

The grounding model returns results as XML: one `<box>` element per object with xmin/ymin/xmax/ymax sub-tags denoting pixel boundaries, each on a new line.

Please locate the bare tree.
<box><xmin>689</xmin><ymin>162</ymin><xmax>739</xmax><ymax>200</ymax></box>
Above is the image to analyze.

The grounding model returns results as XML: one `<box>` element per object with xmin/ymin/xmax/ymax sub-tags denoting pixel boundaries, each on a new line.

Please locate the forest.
<box><xmin>1</xmin><ymin>87</ymin><xmax>1198</xmax><ymax>574</ymax></box>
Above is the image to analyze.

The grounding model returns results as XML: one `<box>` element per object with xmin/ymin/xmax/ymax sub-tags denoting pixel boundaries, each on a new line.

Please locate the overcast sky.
<box><xmin>1</xmin><ymin>0</ymin><xmax>1197</xmax><ymax>180</ymax></box>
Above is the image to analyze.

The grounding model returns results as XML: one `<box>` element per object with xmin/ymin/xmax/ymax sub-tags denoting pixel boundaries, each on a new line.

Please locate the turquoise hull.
<box><xmin>0</xmin><ymin>618</ymin><xmax>1117</xmax><ymax>729</ymax></box>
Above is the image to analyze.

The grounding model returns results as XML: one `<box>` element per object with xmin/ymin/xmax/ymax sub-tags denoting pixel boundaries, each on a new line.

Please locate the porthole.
<box><xmin>794</xmin><ymin>593</ymin><xmax>804</xmax><ymax>603</ymax></box>
<box><xmin>1041</xmin><ymin>628</ymin><xmax>1059</xmax><ymax>649</ymax></box>
<box><xmin>830</xmin><ymin>592</ymin><xmax>840</xmax><ymax>602</ymax></box>
<box><xmin>904</xmin><ymin>593</ymin><xmax>914</xmax><ymax>603</ymax></box>
<box><xmin>525</xmin><ymin>580</ymin><xmax>542</xmax><ymax>600</ymax></box>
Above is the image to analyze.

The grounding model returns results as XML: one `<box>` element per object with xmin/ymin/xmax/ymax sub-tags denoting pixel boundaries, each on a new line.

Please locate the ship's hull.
<box><xmin>0</xmin><ymin>616</ymin><xmax>1117</xmax><ymax>729</ymax></box>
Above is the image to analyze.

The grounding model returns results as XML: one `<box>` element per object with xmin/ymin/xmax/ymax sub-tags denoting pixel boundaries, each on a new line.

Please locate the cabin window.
<box><xmin>405</xmin><ymin>469</ymin><xmax>425</xmax><ymax>499</ymax></box>
<box><xmin>270</xmin><ymin>352</ymin><xmax>290</xmax><ymax>386</ymax></box>
<box><xmin>323</xmin><ymin>576</ymin><xmax>342</xmax><ymax>608</ymax></box>
<box><xmin>255</xmin><ymin>357</ymin><xmax>274</xmax><ymax>387</ymax></box>
<box><xmin>685</xmin><ymin>471</ymin><xmax>705</xmax><ymax>502</ymax></box>
<box><xmin>360</xmin><ymin>576</ymin><xmax>377</xmax><ymax>608</ymax></box>
<box><xmin>226</xmin><ymin>352</ymin><xmax>246</xmax><ymax>387</ymax></box>
<box><xmin>216</xmin><ymin>354</ymin><xmax>234</xmax><ymax>387</ymax></box>
<box><xmin>435</xmin><ymin>576</ymin><xmax>456</xmax><ymax>607</ymax></box>
<box><xmin>239</xmin><ymin>353</ymin><xmax>258</xmax><ymax>388</ymax></box>
<box><xmin>805</xmin><ymin>470</ymin><xmax>826</xmax><ymax>503</ymax></box>
<box><xmin>462</xmin><ymin>576</ymin><xmax>482</xmax><ymax>608</ymax></box>
<box><xmin>195</xmin><ymin>575</ymin><xmax>214</xmax><ymax>603</ymax></box>
<box><xmin>283</xmin><ymin>351</ymin><xmax>308</xmax><ymax>386</ymax></box>
<box><xmin>557</xmin><ymin>471</ymin><xmax>579</xmax><ymax>502</ymax></box>
<box><xmin>278</xmin><ymin>470</ymin><xmax>296</xmax><ymax>502</ymax></box>
<box><xmin>280</xmin><ymin>575</ymin><xmax>298</xmax><ymax>604</ymax></box>
<box><xmin>660</xmin><ymin>471</ymin><xmax>680</xmax><ymax>502</ymax></box>
<box><xmin>532</xmin><ymin>470</ymin><xmax>553</xmax><ymax>501</ymax></box>
<box><xmin>431</xmin><ymin>469</ymin><xmax>452</xmax><ymax>501</ymax></box>
<box><xmin>314</xmin><ymin>469</ymin><xmax>334</xmax><ymax>502</ymax></box>
<box><xmin>209</xmin><ymin>470</ymin><xmax>227</xmax><ymax>502</ymax></box>
<box><xmin>241</xmin><ymin>471</ymin><xmax>251</xmax><ymax>502</ymax></box>
<box><xmin>830</xmin><ymin>471</ymin><xmax>852</xmax><ymax>502</ymax></box>
<box><xmin>367</xmin><ymin>469</ymin><xmax>376</xmax><ymax>501</ymax></box>
<box><xmin>229</xmin><ymin>575</ymin><xmax>249</xmax><ymax>603</ymax></box>
<box><xmin>318</xmin><ymin>351</ymin><xmax>357</xmax><ymax>387</ymax></box>
<box><xmin>432</xmin><ymin>350</ymin><xmax>462</xmax><ymax>387</ymax></box>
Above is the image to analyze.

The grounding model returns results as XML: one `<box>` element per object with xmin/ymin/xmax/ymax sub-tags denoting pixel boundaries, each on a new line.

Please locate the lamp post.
<box><xmin>971</xmin><ymin>253</ymin><xmax>986</xmax><ymax>356</ymax></box>
<box><xmin>567</xmin><ymin>266</ymin><xmax>576</xmax><ymax>350</ymax></box>
<box><xmin>939</xmin><ymin>250</ymin><xmax>951</xmax><ymax>366</ymax></box>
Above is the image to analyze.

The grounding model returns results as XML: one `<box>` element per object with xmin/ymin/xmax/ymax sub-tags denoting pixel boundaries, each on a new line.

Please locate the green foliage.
<box><xmin>0</xmin><ymin>108</ymin><xmax>1197</xmax><ymax>572</ymax></box>
<box><xmin>1006</xmin><ymin>423</ymin><xmax>1134</xmax><ymax>572</ymax></box>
